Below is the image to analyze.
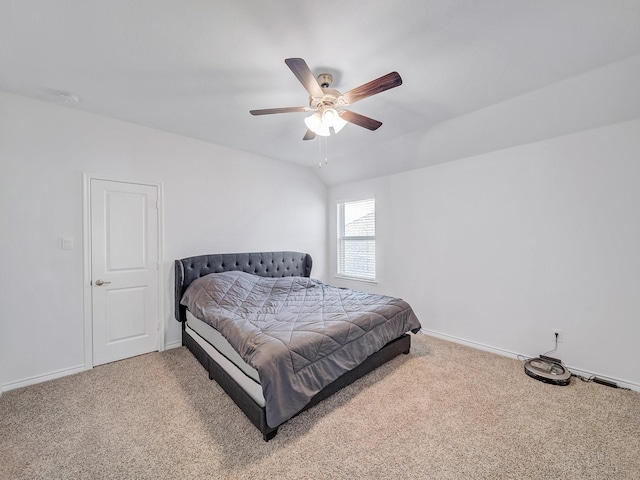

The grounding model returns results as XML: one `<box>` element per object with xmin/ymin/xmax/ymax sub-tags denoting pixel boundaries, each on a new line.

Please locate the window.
<box><xmin>337</xmin><ymin>198</ymin><xmax>376</xmax><ymax>281</ymax></box>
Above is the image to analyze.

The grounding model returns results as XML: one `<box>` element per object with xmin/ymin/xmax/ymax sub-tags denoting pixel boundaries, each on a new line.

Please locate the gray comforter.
<box><xmin>181</xmin><ymin>271</ymin><xmax>421</xmax><ymax>428</ymax></box>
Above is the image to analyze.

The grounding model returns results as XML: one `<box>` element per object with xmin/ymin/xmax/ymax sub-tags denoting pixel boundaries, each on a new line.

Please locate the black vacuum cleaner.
<box><xmin>524</xmin><ymin>355</ymin><xmax>571</xmax><ymax>386</ymax></box>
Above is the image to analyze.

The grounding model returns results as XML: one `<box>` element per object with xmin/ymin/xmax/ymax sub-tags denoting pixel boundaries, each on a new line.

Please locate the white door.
<box><xmin>91</xmin><ymin>179</ymin><xmax>160</xmax><ymax>366</ymax></box>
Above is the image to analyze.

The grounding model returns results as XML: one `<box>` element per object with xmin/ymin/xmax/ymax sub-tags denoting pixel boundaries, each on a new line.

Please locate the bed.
<box><xmin>175</xmin><ymin>251</ymin><xmax>421</xmax><ymax>441</ymax></box>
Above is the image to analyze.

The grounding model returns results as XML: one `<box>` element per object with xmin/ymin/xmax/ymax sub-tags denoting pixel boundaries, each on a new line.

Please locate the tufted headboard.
<box><xmin>174</xmin><ymin>251</ymin><xmax>313</xmax><ymax>323</ymax></box>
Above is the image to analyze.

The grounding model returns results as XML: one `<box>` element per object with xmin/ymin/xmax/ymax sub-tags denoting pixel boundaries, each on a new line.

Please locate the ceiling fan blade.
<box><xmin>342</xmin><ymin>72</ymin><xmax>402</xmax><ymax>105</ymax></box>
<box><xmin>339</xmin><ymin>110</ymin><xmax>383</xmax><ymax>131</ymax></box>
<box><xmin>285</xmin><ymin>58</ymin><xmax>325</xmax><ymax>98</ymax></box>
<box><xmin>250</xmin><ymin>106</ymin><xmax>310</xmax><ymax>115</ymax></box>
<box><xmin>303</xmin><ymin>129</ymin><xmax>316</xmax><ymax>141</ymax></box>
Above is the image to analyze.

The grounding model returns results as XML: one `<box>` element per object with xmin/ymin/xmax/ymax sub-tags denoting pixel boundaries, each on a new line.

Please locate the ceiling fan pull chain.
<box><xmin>325</xmin><ymin>136</ymin><xmax>329</xmax><ymax>165</ymax></box>
<box><xmin>317</xmin><ymin>135</ymin><xmax>329</xmax><ymax>168</ymax></box>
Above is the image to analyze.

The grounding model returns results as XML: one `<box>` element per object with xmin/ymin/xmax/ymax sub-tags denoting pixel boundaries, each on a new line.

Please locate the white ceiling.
<box><xmin>2</xmin><ymin>1</ymin><xmax>640</xmax><ymax>185</ymax></box>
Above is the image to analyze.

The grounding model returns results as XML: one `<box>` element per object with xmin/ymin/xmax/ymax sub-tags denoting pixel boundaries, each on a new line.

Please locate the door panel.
<box><xmin>106</xmin><ymin>191</ymin><xmax>147</xmax><ymax>270</ymax></box>
<box><xmin>105</xmin><ymin>287</ymin><xmax>146</xmax><ymax>342</ymax></box>
<box><xmin>91</xmin><ymin>179</ymin><xmax>159</xmax><ymax>366</ymax></box>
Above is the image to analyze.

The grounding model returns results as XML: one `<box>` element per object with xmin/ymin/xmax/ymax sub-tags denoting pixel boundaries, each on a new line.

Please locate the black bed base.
<box><xmin>182</xmin><ymin>329</ymin><xmax>411</xmax><ymax>441</ymax></box>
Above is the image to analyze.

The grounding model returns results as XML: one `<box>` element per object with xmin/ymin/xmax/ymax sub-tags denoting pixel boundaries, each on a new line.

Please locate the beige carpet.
<box><xmin>1</xmin><ymin>335</ymin><xmax>639</xmax><ymax>480</ymax></box>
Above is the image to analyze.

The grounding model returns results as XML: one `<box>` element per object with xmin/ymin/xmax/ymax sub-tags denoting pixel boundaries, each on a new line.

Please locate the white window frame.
<box><xmin>336</xmin><ymin>198</ymin><xmax>376</xmax><ymax>283</ymax></box>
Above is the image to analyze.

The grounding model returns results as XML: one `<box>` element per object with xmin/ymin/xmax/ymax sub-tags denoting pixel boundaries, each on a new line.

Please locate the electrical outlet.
<box><xmin>552</xmin><ymin>329</ymin><xmax>563</xmax><ymax>343</ymax></box>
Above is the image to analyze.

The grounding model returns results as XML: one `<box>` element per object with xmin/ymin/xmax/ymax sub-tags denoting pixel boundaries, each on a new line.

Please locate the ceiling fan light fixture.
<box><xmin>322</xmin><ymin>108</ymin><xmax>347</xmax><ymax>134</ymax></box>
<box><xmin>304</xmin><ymin>108</ymin><xmax>348</xmax><ymax>137</ymax></box>
<box><xmin>304</xmin><ymin>113</ymin><xmax>330</xmax><ymax>136</ymax></box>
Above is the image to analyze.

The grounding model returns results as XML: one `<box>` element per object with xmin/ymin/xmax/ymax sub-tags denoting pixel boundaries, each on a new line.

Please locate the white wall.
<box><xmin>329</xmin><ymin>119</ymin><xmax>640</xmax><ymax>389</ymax></box>
<box><xmin>0</xmin><ymin>91</ymin><xmax>327</xmax><ymax>390</ymax></box>
<box><xmin>3</xmin><ymin>88</ymin><xmax>639</xmax><ymax>392</ymax></box>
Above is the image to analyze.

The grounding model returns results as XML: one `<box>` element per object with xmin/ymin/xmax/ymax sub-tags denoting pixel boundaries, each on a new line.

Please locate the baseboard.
<box><xmin>1</xmin><ymin>364</ymin><xmax>86</xmax><ymax>393</ymax></box>
<box><xmin>421</xmin><ymin>329</ymin><xmax>640</xmax><ymax>393</ymax></box>
<box><xmin>2</xmin><ymin>343</ymin><xmax>181</xmax><ymax>393</ymax></box>
<box><xmin>164</xmin><ymin>340</ymin><xmax>182</xmax><ymax>350</ymax></box>
<box><xmin>6</xmin><ymin>333</ymin><xmax>636</xmax><ymax>394</ymax></box>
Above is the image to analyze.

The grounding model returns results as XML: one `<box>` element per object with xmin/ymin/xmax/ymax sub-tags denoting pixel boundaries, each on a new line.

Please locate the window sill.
<box><xmin>335</xmin><ymin>274</ymin><xmax>378</xmax><ymax>285</ymax></box>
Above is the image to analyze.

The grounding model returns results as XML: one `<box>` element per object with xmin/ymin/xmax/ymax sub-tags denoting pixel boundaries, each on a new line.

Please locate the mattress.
<box><xmin>185</xmin><ymin>311</ymin><xmax>265</xmax><ymax>406</ymax></box>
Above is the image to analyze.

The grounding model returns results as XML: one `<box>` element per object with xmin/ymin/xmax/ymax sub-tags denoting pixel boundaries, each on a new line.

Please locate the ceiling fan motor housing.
<box><xmin>316</xmin><ymin>73</ymin><xmax>333</xmax><ymax>88</ymax></box>
<box><xmin>309</xmin><ymin>88</ymin><xmax>345</xmax><ymax>111</ymax></box>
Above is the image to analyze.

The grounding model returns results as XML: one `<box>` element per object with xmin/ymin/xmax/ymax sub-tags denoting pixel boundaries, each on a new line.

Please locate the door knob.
<box><xmin>95</xmin><ymin>279</ymin><xmax>111</xmax><ymax>286</ymax></box>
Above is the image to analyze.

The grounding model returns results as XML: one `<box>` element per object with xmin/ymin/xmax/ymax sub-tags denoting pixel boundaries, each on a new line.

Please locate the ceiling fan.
<box><xmin>250</xmin><ymin>58</ymin><xmax>402</xmax><ymax>140</ymax></box>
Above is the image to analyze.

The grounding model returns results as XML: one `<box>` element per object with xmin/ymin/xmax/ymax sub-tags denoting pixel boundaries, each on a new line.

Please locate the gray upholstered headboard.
<box><xmin>174</xmin><ymin>251</ymin><xmax>313</xmax><ymax>323</ymax></box>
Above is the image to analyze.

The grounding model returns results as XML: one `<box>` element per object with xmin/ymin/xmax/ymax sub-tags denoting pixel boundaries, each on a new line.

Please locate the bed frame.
<box><xmin>175</xmin><ymin>251</ymin><xmax>411</xmax><ymax>441</ymax></box>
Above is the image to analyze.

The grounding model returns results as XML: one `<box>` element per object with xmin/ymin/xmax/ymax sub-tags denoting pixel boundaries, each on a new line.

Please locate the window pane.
<box><xmin>339</xmin><ymin>239</ymin><xmax>375</xmax><ymax>278</ymax></box>
<box><xmin>343</xmin><ymin>200</ymin><xmax>375</xmax><ymax>237</ymax></box>
<box><xmin>337</xmin><ymin>198</ymin><xmax>375</xmax><ymax>280</ymax></box>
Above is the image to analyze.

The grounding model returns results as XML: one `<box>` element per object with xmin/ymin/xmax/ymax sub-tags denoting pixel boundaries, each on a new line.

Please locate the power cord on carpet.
<box><xmin>516</xmin><ymin>334</ymin><xmax>628</xmax><ymax>390</ymax></box>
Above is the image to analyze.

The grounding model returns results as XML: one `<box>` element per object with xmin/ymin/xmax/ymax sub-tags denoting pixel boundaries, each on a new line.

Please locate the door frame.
<box><xmin>82</xmin><ymin>173</ymin><xmax>165</xmax><ymax>370</ymax></box>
